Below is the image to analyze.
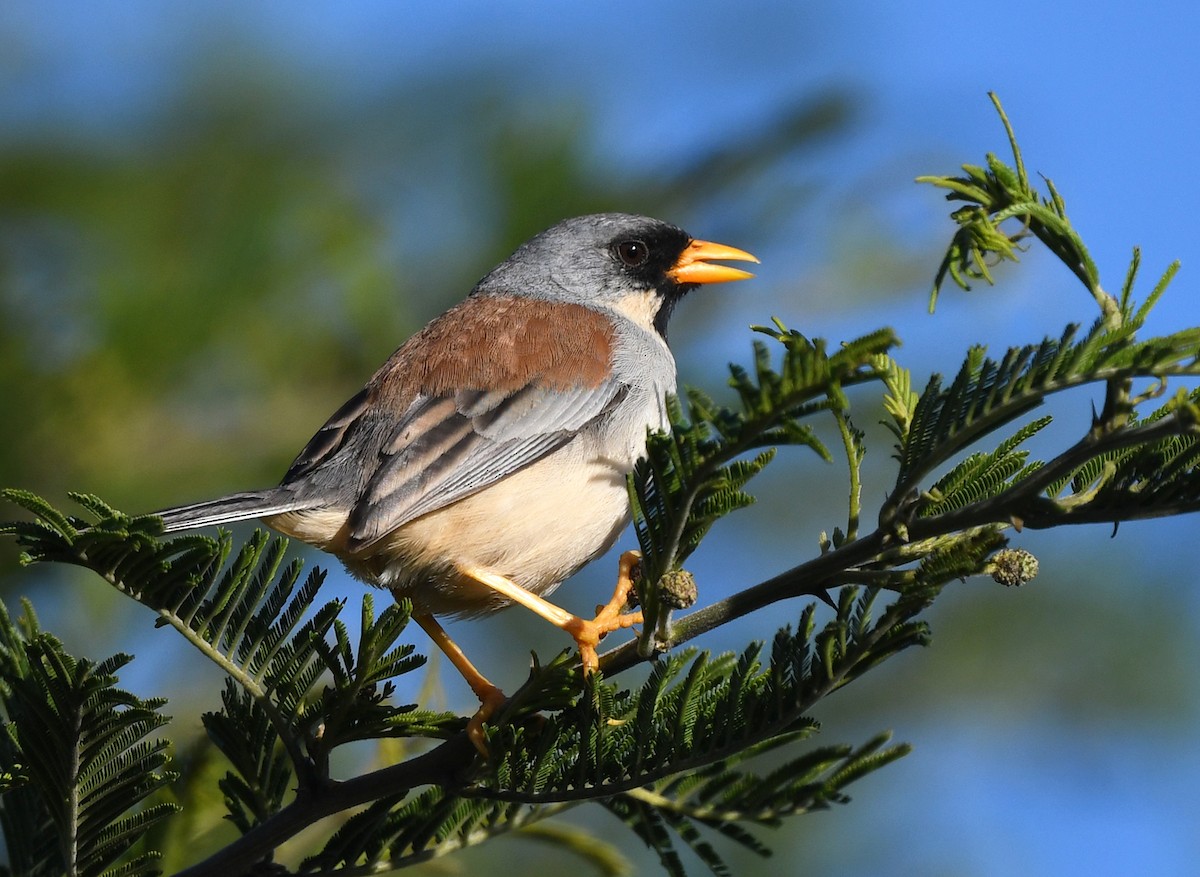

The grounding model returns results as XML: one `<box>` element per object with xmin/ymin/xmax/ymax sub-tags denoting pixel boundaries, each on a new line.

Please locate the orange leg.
<box><xmin>413</xmin><ymin>613</ymin><xmax>506</xmax><ymax>757</ymax></box>
<box><xmin>459</xmin><ymin>550</ymin><xmax>644</xmax><ymax>673</ymax></box>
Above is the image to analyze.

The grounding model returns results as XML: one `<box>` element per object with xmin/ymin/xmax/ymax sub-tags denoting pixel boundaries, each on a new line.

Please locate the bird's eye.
<box><xmin>614</xmin><ymin>239</ymin><xmax>650</xmax><ymax>267</ymax></box>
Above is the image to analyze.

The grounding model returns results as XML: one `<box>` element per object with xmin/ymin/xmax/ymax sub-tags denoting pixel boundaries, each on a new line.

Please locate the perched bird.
<box><xmin>155</xmin><ymin>213</ymin><xmax>757</xmax><ymax>749</ymax></box>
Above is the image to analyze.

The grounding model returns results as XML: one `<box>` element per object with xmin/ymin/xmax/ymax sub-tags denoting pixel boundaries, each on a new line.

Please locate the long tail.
<box><xmin>153</xmin><ymin>488</ymin><xmax>315</xmax><ymax>532</ymax></box>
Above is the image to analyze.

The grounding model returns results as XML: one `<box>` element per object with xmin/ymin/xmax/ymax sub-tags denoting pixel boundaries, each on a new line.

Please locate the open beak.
<box><xmin>668</xmin><ymin>239</ymin><xmax>759</xmax><ymax>285</ymax></box>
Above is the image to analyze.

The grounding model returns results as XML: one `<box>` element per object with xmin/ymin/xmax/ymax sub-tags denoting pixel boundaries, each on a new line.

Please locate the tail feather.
<box><xmin>153</xmin><ymin>488</ymin><xmax>314</xmax><ymax>532</ymax></box>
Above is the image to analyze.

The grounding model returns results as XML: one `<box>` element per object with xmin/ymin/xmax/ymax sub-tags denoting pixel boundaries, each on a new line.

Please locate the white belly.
<box><xmin>375</xmin><ymin>427</ymin><xmax>637</xmax><ymax>617</ymax></box>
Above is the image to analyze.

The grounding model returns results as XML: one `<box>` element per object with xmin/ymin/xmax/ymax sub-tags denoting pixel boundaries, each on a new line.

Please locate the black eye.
<box><xmin>615</xmin><ymin>239</ymin><xmax>650</xmax><ymax>267</ymax></box>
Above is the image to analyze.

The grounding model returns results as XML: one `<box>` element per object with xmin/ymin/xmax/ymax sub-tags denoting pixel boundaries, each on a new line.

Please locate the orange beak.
<box><xmin>667</xmin><ymin>238</ymin><xmax>759</xmax><ymax>285</ymax></box>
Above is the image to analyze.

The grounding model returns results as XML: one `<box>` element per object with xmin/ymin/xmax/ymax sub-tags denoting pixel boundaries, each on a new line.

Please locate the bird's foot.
<box><xmin>465</xmin><ymin>681</ymin><xmax>509</xmax><ymax>757</ymax></box>
<box><xmin>567</xmin><ymin>550</ymin><xmax>644</xmax><ymax>673</ymax></box>
<box><xmin>413</xmin><ymin>612</ymin><xmax>509</xmax><ymax>758</ymax></box>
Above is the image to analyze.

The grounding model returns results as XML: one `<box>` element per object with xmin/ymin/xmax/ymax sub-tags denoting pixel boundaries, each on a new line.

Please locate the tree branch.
<box><xmin>175</xmin><ymin>736</ymin><xmax>479</xmax><ymax>877</ymax></box>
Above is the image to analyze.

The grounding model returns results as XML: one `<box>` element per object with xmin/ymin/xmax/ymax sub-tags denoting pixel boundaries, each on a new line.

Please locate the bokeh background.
<box><xmin>3</xmin><ymin>2</ymin><xmax>1199</xmax><ymax>874</ymax></box>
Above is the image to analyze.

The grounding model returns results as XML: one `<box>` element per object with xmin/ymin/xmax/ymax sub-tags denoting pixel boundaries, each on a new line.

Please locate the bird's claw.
<box><xmin>569</xmin><ymin>550</ymin><xmax>644</xmax><ymax>673</ymax></box>
<box><xmin>466</xmin><ymin>683</ymin><xmax>509</xmax><ymax>758</ymax></box>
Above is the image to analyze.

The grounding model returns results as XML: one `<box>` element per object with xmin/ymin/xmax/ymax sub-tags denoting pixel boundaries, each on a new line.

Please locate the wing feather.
<box><xmin>272</xmin><ymin>294</ymin><xmax>622</xmax><ymax>550</ymax></box>
<box><xmin>346</xmin><ymin>377</ymin><xmax>626</xmax><ymax>547</ymax></box>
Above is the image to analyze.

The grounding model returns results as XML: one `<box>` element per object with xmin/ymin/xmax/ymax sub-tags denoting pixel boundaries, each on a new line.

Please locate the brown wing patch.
<box><xmin>371</xmin><ymin>295</ymin><xmax>616</xmax><ymax>405</ymax></box>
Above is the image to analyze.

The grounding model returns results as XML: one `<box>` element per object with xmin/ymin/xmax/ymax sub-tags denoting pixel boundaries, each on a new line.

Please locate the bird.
<box><xmin>153</xmin><ymin>213</ymin><xmax>758</xmax><ymax>751</ymax></box>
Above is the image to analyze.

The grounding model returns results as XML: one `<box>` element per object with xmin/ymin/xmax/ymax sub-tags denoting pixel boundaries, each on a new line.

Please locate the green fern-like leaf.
<box><xmin>629</xmin><ymin>325</ymin><xmax>896</xmax><ymax>646</ymax></box>
<box><xmin>887</xmin><ymin>317</ymin><xmax>1200</xmax><ymax>520</ymax></box>
<box><xmin>293</xmin><ymin>572</ymin><xmax>956</xmax><ymax>874</ymax></box>
<box><xmin>0</xmin><ymin>601</ymin><xmax>177</xmax><ymax>877</ymax></box>
<box><xmin>603</xmin><ymin>730</ymin><xmax>909</xmax><ymax>877</ymax></box>
<box><xmin>918</xmin><ymin>93</ymin><xmax>1103</xmax><ymax>307</ymax></box>
<box><xmin>919</xmin><ymin>416</ymin><xmax>1053</xmax><ymax>516</ymax></box>
<box><xmin>0</xmin><ymin>493</ymin><xmax>459</xmax><ymax>840</ymax></box>
<box><xmin>1023</xmin><ymin>388</ymin><xmax>1200</xmax><ymax>526</ymax></box>
<box><xmin>202</xmin><ymin>682</ymin><xmax>293</xmax><ymax>834</ymax></box>
<box><xmin>896</xmin><ymin>332</ymin><xmax>1073</xmax><ymax>488</ymax></box>
<box><xmin>476</xmin><ymin>568</ymin><xmax>967</xmax><ymax>811</ymax></box>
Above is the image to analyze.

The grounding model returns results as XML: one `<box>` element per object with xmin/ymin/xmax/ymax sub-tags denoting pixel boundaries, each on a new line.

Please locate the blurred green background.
<box><xmin>3</xmin><ymin>2</ymin><xmax>1200</xmax><ymax>875</ymax></box>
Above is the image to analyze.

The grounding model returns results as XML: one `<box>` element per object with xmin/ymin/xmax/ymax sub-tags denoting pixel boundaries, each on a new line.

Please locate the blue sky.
<box><xmin>4</xmin><ymin>3</ymin><xmax>1200</xmax><ymax>875</ymax></box>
